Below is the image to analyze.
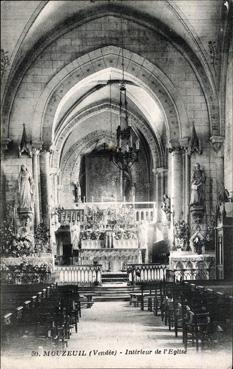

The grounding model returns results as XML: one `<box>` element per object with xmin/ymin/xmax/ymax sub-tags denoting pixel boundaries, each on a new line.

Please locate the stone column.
<box><xmin>32</xmin><ymin>147</ymin><xmax>41</xmax><ymax>227</ymax></box>
<box><xmin>155</xmin><ymin>167</ymin><xmax>168</xmax><ymax>221</ymax></box>
<box><xmin>180</xmin><ymin>138</ymin><xmax>191</xmax><ymax>222</ymax></box>
<box><xmin>210</xmin><ymin>136</ymin><xmax>225</xmax><ymax>202</ymax></box>
<box><xmin>169</xmin><ymin>146</ymin><xmax>183</xmax><ymax>222</ymax></box>
<box><xmin>152</xmin><ymin>168</ymin><xmax>157</xmax><ymax>202</ymax></box>
<box><xmin>40</xmin><ymin>149</ymin><xmax>51</xmax><ymax>225</ymax></box>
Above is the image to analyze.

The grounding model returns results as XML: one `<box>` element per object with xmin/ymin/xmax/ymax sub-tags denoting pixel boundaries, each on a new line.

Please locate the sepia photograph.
<box><xmin>1</xmin><ymin>1</ymin><xmax>233</xmax><ymax>368</ymax></box>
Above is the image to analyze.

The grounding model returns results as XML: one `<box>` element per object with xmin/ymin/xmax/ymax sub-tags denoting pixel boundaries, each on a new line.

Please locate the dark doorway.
<box><xmin>63</xmin><ymin>244</ymin><xmax>72</xmax><ymax>265</ymax></box>
<box><xmin>152</xmin><ymin>240</ymin><xmax>170</xmax><ymax>264</ymax></box>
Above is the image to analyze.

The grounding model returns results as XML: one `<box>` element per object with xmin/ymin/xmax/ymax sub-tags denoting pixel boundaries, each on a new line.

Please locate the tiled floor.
<box><xmin>1</xmin><ymin>301</ymin><xmax>232</xmax><ymax>369</ymax></box>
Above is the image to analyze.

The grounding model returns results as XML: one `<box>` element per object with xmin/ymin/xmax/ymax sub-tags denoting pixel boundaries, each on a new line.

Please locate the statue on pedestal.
<box><xmin>161</xmin><ymin>194</ymin><xmax>171</xmax><ymax>220</ymax></box>
<box><xmin>70</xmin><ymin>221</ymin><xmax>81</xmax><ymax>250</ymax></box>
<box><xmin>18</xmin><ymin>164</ymin><xmax>34</xmax><ymax>211</ymax></box>
<box><xmin>73</xmin><ymin>181</ymin><xmax>81</xmax><ymax>203</ymax></box>
<box><xmin>190</xmin><ymin>163</ymin><xmax>205</xmax><ymax>206</ymax></box>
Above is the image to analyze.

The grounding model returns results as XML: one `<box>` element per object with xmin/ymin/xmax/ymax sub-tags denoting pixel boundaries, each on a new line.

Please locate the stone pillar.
<box><xmin>169</xmin><ymin>146</ymin><xmax>183</xmax><ymax>222</ymax></box>
<box><xmin>180</xmin><ymin>138</ymin><xmax>191</xmax><ymax>222</ymax></box>
<box><xmin>210</xmin><ymin>136</ymin><xmax>225</xmax><ymax>202</ymax></box>
<box><xmin>155</xmin><ymin>167</ymin><xmax>168</xmax><ymax>221</ymax></box>
<box><xmin>40</xmin><ymin>149</ymin><xmax>51</xmax><ymax>225</ymax></box>
<box><xmin>151</xmin><ymin>168</ymin><xmax>157</xmax><ymax>202</ymax></box>
<box><xmin>32</xmin><ymin>147</ymin><xmax>41</xmax><ymax>227</ymax></box>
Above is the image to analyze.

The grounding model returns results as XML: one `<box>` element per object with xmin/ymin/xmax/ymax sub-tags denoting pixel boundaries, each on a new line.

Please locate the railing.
<box><xmin>56</xmin><ymin>201</ymin><xmax>157</xmax><ymax>225</ymax></box>
<box><xmin>57</xmin><ymin>209</ymin><xmax>85</xmax><ymax>224</ymax></box>
<box><xmin>127</xmin><ymin>264</ymin><xmax>167</xmax><ymax>284</ymax></box>
<box><xmin>54</xmin><ymin>265</ymin><xmax>102</xmax><ymax>285</ymax></box>
<box><xmin>166</xmin><ymin>268</ymin><xmax>215</xmax><ymax>281</ymax></box>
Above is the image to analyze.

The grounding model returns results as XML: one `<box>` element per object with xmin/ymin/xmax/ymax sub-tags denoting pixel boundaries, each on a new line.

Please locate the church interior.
<box><xmin>1</xmin><ymin>1</ymin><xmax>233</xmax><ymax>368</ymax></box>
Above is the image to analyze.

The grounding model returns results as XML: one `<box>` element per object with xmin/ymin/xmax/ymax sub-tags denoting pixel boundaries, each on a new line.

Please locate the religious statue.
<box><xmin>70</xmin><ymin>221</ymin><xmax>81</xmax><ymax>250</ymax></box>
<box><xmin>73</xmin><ymin>181</ymin><xmax>81</xmax><ymax>203</ymax></box>
<box><xmin>189</xmin><ymin>226</ymin><xmax>206</xmax><ymax>254</ymax></box>
<box><xmin>18</xmin><ymin>164</ymin><xmax>34</xmax><ymax>210</ymax></box>
<box><xmin>161</xmin><ymin>194</ymin><xmax>171</xmax><ymax>220</ymax></box>
<box><xmin>131</xmin><ymin>183</ymin><xmax>136</xmax><ymax>202</ymax></box>
<box><xmin>190</xmin><ymin>163</ymin><xmax>205</xmax><ymax>206</ymax></box>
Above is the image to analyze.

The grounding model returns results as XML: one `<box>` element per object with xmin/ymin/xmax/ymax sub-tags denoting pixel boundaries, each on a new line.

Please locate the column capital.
<box><xmin>41</xmin><ymin>142</ymin><xmax>55</xmax><ymax>153</ymax></box>
<box><xmin>32</xmin><ymin>142</ymin><xmax>42</xmax><ymax>157</ymax></box>
<box><xmin>179</xmin><ymin>137</ymin><xmax>190</xmax><ymax>151</ymax></box>
<box><xmin>168</xmin><ymin>146</ymin><xmax>182</xmax><ymax>154</ymax></box>
<box><xmin>1</xmin><ymin>137</ymin><xmax>12</xmax><ymax>152</ymax></box>
<box><xmin>209</xmin><ymin>136</ymin><xmax>224</xmax><ymax>153</ymax></box>
<box><xmin>168</xmin><ymin>139</ymin><xmax>182</xmax><ymax>153</ymax></box>
<box><xmin>32</xmin><ymin>147</ymin><xmax>41</xmax><ymax>156</ymax></box>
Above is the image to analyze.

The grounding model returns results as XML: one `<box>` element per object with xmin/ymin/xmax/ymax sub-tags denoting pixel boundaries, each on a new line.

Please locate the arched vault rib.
<box><xmin>52</xmin><ymin>102</ymin><xmax>163</xmax><ymax>172</ymax></box>
<box><xmin>32</xmin><ymin>47</ymin><xmax>188</xmax><ymax>145</ymax></box>
<box><xmin>60</xmin><ymin>131</ymin><xmax>116</xmax><ymax>185</ymax></box>
<box><xmin>3</xmin><ymin>4</ymin><xmax>219</xmax><ymax>139</ymax></box>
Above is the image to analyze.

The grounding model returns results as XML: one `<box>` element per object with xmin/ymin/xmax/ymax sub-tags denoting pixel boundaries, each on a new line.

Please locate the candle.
<box><xmin>136</xmin><ymin>139</ymin><xmax>140</xmax><ymax>150</ymax></box>
<box><xmin>92</xmin><ymin>196</ymin><xmax>94</xmax><ymax>202</ymax></box>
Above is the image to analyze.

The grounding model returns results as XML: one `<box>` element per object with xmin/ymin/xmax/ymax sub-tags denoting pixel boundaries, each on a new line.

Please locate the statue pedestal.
<box><xmin>169</xmin><ymin>251</ymin><xmax>215</xmax><ymax>280</ymax></box>
<box><xmin>190</xmin><ymin>205</ymin><xmax>204</xmax><ymax>223</ymax></box>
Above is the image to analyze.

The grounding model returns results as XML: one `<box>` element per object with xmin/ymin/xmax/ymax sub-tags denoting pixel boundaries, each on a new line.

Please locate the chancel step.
<box><xmin>78</xmin><ymin>284</ymin><xmax>140</xmax><ymax>302</ymax></box>
<box><xmin>101</xmin><ymin>272</ymin><xmax>128</xmax><ymax>283</ymax></box>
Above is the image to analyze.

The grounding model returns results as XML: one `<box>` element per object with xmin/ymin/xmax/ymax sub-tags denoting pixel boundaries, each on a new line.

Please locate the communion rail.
<box><xmin>56</xmin><ymin>201</ymin><xmax>157</xmax><ymax>225</ymax></box>
<box><xmin>127</xmin><ymin>264</ymin><xmax>167</xmax><ymax>283</ymax></box>
<box><xmin>54</xmin><ymin>265</ymin><xmax>102</xmax><ymax>285</ymax></box>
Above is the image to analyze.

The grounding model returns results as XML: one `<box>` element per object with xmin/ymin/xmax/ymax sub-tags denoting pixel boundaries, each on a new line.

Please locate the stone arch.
<box><xmin>52</xmin><ymin>102</ymin><xmax>162</xmax><ymax>172</ymax></box>
<box><xmin>60</xmin><ymin>130</ymin><xmax>115</xmax><ymax>185</ymax></box>
<box><xmin>3</xmin><ymin>4</ymin><xmax>219</xmax><ymax>140</ymax></box>
<box><xmin>32</xmin><ymin>47</ymin><xmax>188</xmax><ymax>145</ymax></box>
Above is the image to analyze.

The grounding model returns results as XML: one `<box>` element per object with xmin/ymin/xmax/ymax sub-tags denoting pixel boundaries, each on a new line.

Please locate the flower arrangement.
<box><xmin>114</xmin><ymin>229</ymin><xmax>137</xmax><ymax>240</ymax></box>
<box><xmin>1</xmin><ymin>260</ymin><xmax>52</xmax><ymax>284</ymax></box>
<box><xmin>174</xmin><ymin>220</ymin><xmax>189</xmax><ymax>250</ymax></box>
<box><xmin>34</xmin><ymin>223</ymin><xmax>51</xmax><ymax>253</ymax></box>
<box><xmin>0</xmin><ymin>220</ymin><xmax>34</xmax><ymax>257</ymax></box>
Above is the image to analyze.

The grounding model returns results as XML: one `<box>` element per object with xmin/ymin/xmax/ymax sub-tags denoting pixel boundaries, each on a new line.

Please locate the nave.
<box><xmin>2</xmin><ymin>281</ymin><xmax>232</xmax><ymax>369</ymax></box>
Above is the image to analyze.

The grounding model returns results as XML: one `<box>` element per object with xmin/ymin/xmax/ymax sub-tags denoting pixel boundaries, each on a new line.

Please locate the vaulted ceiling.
<box><xmin>1</xmin><ymin>0</ymin><xmax>231</xmax><ymax>168</ymax></box>
<box><xmin>1</xmin><ymin>0</ymin><xmax>223</xmax><ymax>74</ymax></box>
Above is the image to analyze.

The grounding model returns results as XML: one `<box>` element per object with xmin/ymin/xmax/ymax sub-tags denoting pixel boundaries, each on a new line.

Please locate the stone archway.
<box><xmin>32</xmin><ymin>47</ymin><xmax>187</xmax><ymax>145</ymax></box>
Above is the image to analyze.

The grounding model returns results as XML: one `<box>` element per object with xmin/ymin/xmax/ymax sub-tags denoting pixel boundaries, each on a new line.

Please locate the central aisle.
<box><xmin>66</xmin><ymin>301</ymin><xmax>230</xmax><ymax>369</ymax></box>
<box><xmin>69</xmin><ymin>301</ymin><xmax>182</xmax><ymax>350</ymax></box>
<box><xmin>2</xmin><ymin>301</ymin><xmax>231</xmax><ymax>369</ymax></box>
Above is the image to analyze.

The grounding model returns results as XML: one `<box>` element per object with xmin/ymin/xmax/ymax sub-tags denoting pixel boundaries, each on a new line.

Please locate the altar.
<box><xmin>79</xmin><ymin>231</ymin><xmax>142</xmax><ymax>271</ymax></box>
<box><xmin>78</xmin><ymin>248</ymin><xmax>143</xmax><ymax>272</ymax></box>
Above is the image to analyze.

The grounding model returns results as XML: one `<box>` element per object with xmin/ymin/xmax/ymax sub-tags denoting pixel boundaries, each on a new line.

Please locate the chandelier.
<box><xmin>110</xmin><ymin>15</ymin><xmax>140</xmax><ymax>172</ymax></box>
<box><xmin>111</xmin><ymin>82</ymin><xmax>140</xmax><ymax>171</ymax></box>
<box><xmin>110</xmin><ymin>77</ymin><xmax>140</xmax><ymax>172</ymax></box>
